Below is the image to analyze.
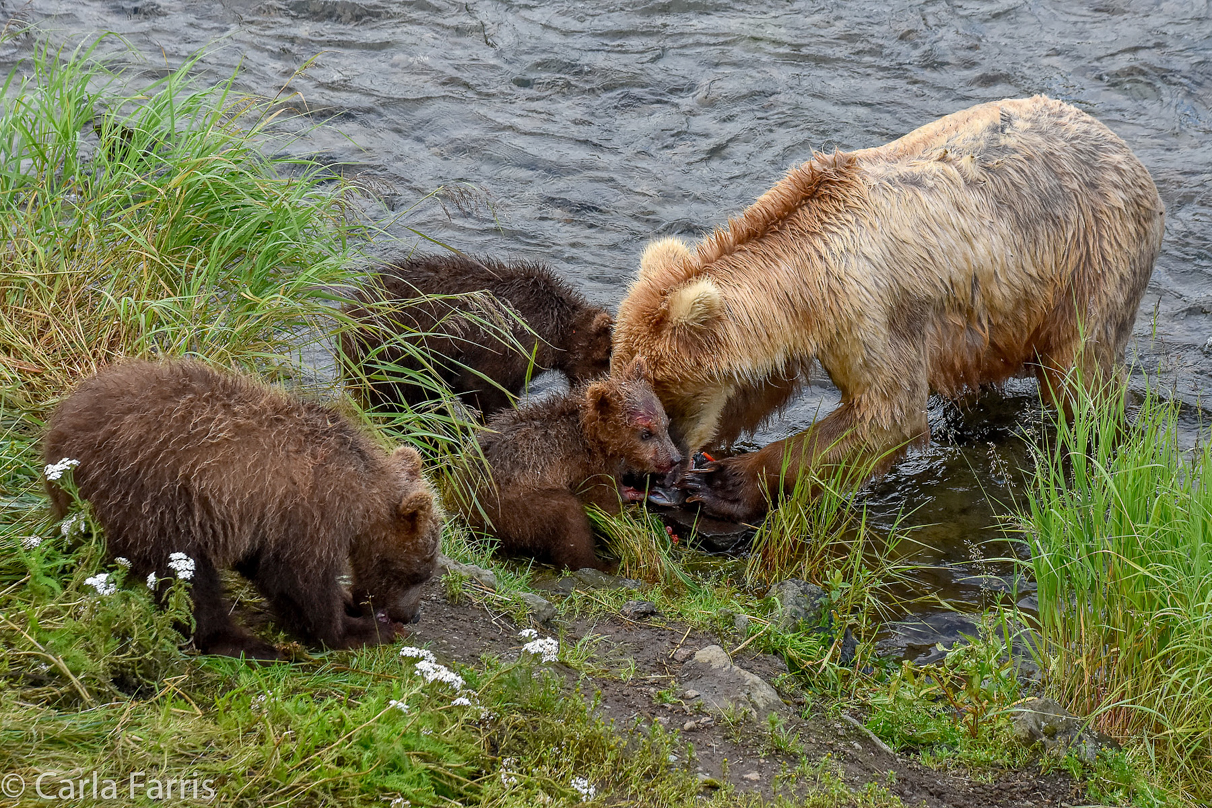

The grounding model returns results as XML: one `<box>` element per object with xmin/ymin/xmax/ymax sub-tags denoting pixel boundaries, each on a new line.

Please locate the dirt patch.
<box><xmin>404</xmin><ymin>579</ymin><xmax>1079</xmax><ymax>808</ymax></box>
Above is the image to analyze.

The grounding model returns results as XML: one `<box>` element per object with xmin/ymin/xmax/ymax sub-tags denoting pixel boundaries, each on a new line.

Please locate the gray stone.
<box><xmin>766</xmin><ymin>579</ymin><xmax>827</xmax><ymax>632</ymax></box>
<box><xmin>621</xmin><ymin>600</ymin><xmax>659</xmax><ymax>620</ymax></box>
<box><xmin>436</xmin><ymin>555</ymin><xmax>497</xmax><ymax>590</ymax></box>
<box><xmin>1010</xmin><ymin>697</ymin><xmax>1119</xmax><ymax>764</ymax></box>
<box><xmin>679</xmin><ymin>645</ymin><xmax>786</xmax><ymax>719</ymax></box>
<box><xmin>518</xmin><ymin>592</ymin><xmax>556</xmax><ymax>624</ymax></box>
<box><xmin>571</xmin><ymin>568</ymin><xmax>641</xmax><ymax>591</ymax></box>
<box><xmin>733</xmin><ymin>613</ymin><xmax>750</xmax><ymax>634</ymax></box>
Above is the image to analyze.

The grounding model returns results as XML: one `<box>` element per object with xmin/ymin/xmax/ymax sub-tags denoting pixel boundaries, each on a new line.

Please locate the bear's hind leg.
<box><xmin>492</xmin><ymin>488</ymin><xmax>604</xmax><ymax>571</ymax></box>
<box><xmin>188</xmin><ymin>556</ymin><xmax>281</xmax><ymax>660</ymax></box>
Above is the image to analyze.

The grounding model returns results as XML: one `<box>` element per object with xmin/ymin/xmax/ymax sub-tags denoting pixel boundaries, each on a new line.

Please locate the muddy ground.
<box><xmin>403</xmin><ymin>577</ymin><xmax>1078</xmax><ymax>808</ymax></box>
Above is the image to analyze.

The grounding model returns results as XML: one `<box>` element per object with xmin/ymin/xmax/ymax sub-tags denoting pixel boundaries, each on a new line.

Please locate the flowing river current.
<box><xmin>5</xmin><ymin>0</ymin><xmax>1211</xmax><ymax>655</ymax></box>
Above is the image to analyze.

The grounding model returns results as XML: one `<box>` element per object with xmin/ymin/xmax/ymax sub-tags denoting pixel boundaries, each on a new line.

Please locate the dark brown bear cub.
<box><xmin>456</xmin><ymin>356</ymin><xmax>680</xmax><ymax>571</ymax></box>
<box><xmin>44</xmin><ymin>359</ymin><xmax>442</xmax><ymax>660</ymax></box>
<box><xmin>340</xmin><ymin>254</ymin><xmax>613</xmax><ymax>416</ymax></box>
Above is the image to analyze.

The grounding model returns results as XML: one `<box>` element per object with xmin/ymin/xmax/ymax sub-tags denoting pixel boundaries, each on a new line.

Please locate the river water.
<box><xmin>6</xmin><ymin>0</ymin><xmax>1211</xmax><ymax>655</ymax></box>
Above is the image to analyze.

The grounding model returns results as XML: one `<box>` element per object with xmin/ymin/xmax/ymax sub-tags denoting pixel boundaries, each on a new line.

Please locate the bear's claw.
<box><xmin>679</xmin><ymin>461</ymin><xmax>767</xmax><ymax>523</ymax></box>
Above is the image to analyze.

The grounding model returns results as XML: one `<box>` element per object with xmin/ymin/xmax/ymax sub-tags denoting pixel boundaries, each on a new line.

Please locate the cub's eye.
<box><xmin>639</xmin><ymin>429</ymin><xmax>653</xmax><ymax>441</ymax></box>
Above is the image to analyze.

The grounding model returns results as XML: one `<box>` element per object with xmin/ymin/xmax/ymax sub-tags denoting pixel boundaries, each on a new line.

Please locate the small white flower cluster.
<box><xmin>570</xmin><ymin>776</ymin><xmax>596</xmax><ymax>800</ymax></box>
<box><xmin>389</xmin><ymin>799</ymin><xmax>411</xmax><ymax>807</ymax></box>
<box><xmin>499</xmin><ymin>758</ymin><xmax>518</xmax><ymax>786</ymax></box>
<box><xmin>60</xmin><ymin>514</ymin><xmax>84</xmax><ymax>539</ymax></box>
<box><xmin>21</xmin><ymin>536</ymin><xmax>42</xmax><ymax>550</ymax></box>
<box><xmin>414</xmin><ymin>659</ymin><xmax>465</xmax><ymax>690</ymax></box>
<box><xmin>518</xmin><ymin>628</ymin><xmax>538</xmax><ymax>640</ymax></box>
<box><xmin>398</xmin><ymin>646</ymin><xmax>436</xmax><ymax>663</ymax></box>
<box><xmin>521</xmin><ymin>636</ymin><xmax>559</xmax><ymax>663</ymax></box>
<box><xmin>450</xmin><ymin>696</ymin><xmax>472</xmax><ymax>707</ymax></box>
<box><xmin>44</xmin><ymin>457</ymin><xmax>79</xmax><ymax>481</ymax></box>
<box><xmin>146</xmin><ymin>572</ymin><xmax>158</xmax><ymax>590</ymax></box>
<box><xmin>387</xmin><ymin>699</ymin><xmax>409</xmax><ymax>713</ymax></box>
<box><xmin>84</xmin><ymin>572</ymin><xmax>116</xmax><ymax>596</ymax></box>
<box><xmin>168</xmin><ymin>552</ymin><xmax>195</xmax><ymax>580</ymax></box>
<box><xmin>115</xmin><ymin>557</ymin><xmax>131</xmax><ymax>568</ymax></box>
<box><xmin>251</xmin><ymin>691</ymin><xmax>273</xmax><ymax>714</ymax></box>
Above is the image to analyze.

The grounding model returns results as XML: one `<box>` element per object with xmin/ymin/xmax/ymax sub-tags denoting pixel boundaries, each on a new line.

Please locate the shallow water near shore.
<box><xmin>6</xmin><ymin>0</ymin><xmax>1211</xmax><ymax>653</ymax></box>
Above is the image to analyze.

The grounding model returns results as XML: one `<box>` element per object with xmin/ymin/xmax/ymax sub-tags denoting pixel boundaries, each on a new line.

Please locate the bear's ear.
<box><xmin>589</xmin><ymin>310</ymin><xmax>613</xmax><ymax>338</ymax></box>
<box><xmin>639</xmin><ymin>237</ymin><xmax>691</xmax><ymax>280</ymax></box>
<box><xmin>389</xmin><ymin>445</ymin><xmax>423</xmax><ymax>476</ymax></box>
<box><xmin>666</xmin><ymin>278</ymin><xmax>722</xmax><ymax>328</ymax></box>
<box><xmin>396</xmin><ymin>489</ymin><xmax>435</xmax><ymax>534</ymax></box>
<box><xmin>586</xmin><ymin>380</ymin><xmax>613</xmax><ymax>417</ymax></box>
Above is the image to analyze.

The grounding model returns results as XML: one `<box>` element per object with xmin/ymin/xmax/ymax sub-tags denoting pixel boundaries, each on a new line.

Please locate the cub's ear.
<box><xmin>389</xmin><ymin>445</ymin><xmax>423</xmax><ymax>476</ymax></box>
<box><xmin>639</xmin><ymin>237</ymin><xmax>691</xmax><ymax>280</ymax></box>
<box><xmin>397</xmin><ymin>489</ymin><xmax>436</xmax><ymax>533</ymax></box>
<box><xmin>586</xmin><ymin>380</ymin><xmax>613</xmax><ymax>416</ymax></box>
<box><xmin>590</xmin><ymin>310</ymin><xmax>614</xmax><ymax>338</ymax></box>
<box><xmin>666</xmin><ymin>278</ymin><xmax>722</xmax><ymax>328</ymax></box>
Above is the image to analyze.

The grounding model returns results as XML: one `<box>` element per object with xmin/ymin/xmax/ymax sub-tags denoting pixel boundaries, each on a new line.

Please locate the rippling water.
<box><xmin>6</xmin><ymin>0</ymin><xmax>1211</xmax><ymax>651</ymax></box>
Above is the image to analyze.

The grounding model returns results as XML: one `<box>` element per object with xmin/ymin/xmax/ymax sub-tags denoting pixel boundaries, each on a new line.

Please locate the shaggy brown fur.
<box><xmin>44</xmin><ymin>359</ymin><xmax>442</xmax><ymax>659</ymax></box>
<box><xmin>612</xmin><ymin>96</ymin><xmax>1165</xmax><ymax>522</ymax></box>
<box><xmin>341</xmin><ymin>254</ymin><xmax>614</xmax><ymax>416</ymax></box>
<box><xmin>456</xmin><ymin>356</ymin><xmax>680</xmax><ymax>571</ymax></box>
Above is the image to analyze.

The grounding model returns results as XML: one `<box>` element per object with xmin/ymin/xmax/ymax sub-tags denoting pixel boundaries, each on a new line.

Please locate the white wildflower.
<box><xmin>399</xmin><ymin>646</ymin><xmax>436</xmax><ymax>663</ymax></box>
<box><xmin>413</xmin><ymin>659</ymin><xmax>465</xmax><ymax>690</ymax></box>
<box><xmin>387</xmin><ymin>699</ymin><xmax>409</xmax><ymax>713</ymax></box>
<box><xmin>450</xmin><ymin>696</ymin><xmax>472</xmax><ymax>707</ymax></box>
<box><xmin>499</xmin><ymin>757</ymin><xmax>518</xmax><ymax>786</ymax></box>
<box><xmin>521</xmin><ymin>637</ymin><xmax>559</xmax><ymax>663</ymax></box>
<box><xmin>251</xmin><ymin>692</ymin><xmax>273</xmax><ymax>713</ymax></box>
<box><xmin>21</xmin><ymin>536</ymin><xmax>42</xmax><ymax>550</ymax></box>
<box><xmin>44</xmin><ymin>457</ymin><xmax>79</xmax><ymax>481</ymax></box>
<box><xmin>570</xmin><ymin>776</ymin><xmax>596</xmax><ymax>800</ymax></box>
<box><xmin>518</xmin><ymin>628</ymin><xmax>538</xmax><ymax>640</ymax></box>
<box><xmin>389</xmin><ymin>799</ymin><xmax>411</xmax><ymax>807</ymax></box>
<box><xmin>146</xmin><ymin>572</ymin><xmax>157</xmax><ymax>589</ymax></box>
<box><xmin>60</xmin><ymin>514</ymin><xmax>84</xmax><ymax>538</ymax></box>
<box><xmin>168</xmin><ymin>552</ymin><xmax>195</xmax><ymax>580</ymax></box>
<box><xmin>84</xmin><ymin>572</ymin><xmax>116</xmax><ymax>596</ymax></box>
<box><xmin>115</xmin><ymin>557</ymin><xmax>131</xmax><ymax>568</ymax></box>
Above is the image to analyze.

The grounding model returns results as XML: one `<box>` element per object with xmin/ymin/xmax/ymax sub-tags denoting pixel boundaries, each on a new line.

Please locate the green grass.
<box><xmin>1020</xmin><ymin>374</ymin><xmax>1212</xmax><ymax>804</ymax></box>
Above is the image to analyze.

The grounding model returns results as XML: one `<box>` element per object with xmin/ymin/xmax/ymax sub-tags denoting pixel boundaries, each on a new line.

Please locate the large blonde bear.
<box><xmin>612</xmin><ymin>96</ymin><xmax>1164</xmax><ymax>522</ymax></box>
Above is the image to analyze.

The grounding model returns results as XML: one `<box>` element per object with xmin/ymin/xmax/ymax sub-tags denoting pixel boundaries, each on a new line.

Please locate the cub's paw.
<box><xmin>681</xmin><ymin>457</ymin><xmax>769</xmax><ymax>524</ymax></box>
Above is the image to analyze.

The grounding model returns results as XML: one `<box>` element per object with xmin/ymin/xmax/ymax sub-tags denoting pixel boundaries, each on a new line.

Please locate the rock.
<box><xmin>733</xmin><ymin>613</ymin><xmax>750</xmax><ymax>634</ymax></box>
<box><xmin>621</xmin><ymin>600</ymin><xmax>659</xmax><ymax>620</ymax></box>
<box><xmin>571</xmin><ymin>568</ymin><xmax>642</xmax><ymax>591</ymax></box>
<box><xmin>766</xmin><ymin>579</ymin><xmax>826</xmax><ymax>632</ymax></box>
<box><xmin>518</xmin><ymin>592</ymin><xmax>556</xmax><ymax>624</ymax></box>
<box><xmin>1010</xmin><ymin>697</ymin><xmax>1119</xmax><ymax>764</ymax></box>
<box><xmin>436</xmin><ymin>555</ymin><xmax>497</xmax><ymax>590</ymax></box>
<box><xmin>679</xmin><ymin>645</ymin><xmax>786</xmax><ymax>719</ymax></box>
<box><xmin>672</xmin><ymin>647</ymin><xmax>695</xmax><ymax>663</ymax></box>
<box><xmin>741</xmin><ymin>772</ymin><xmax>761</xmax><ymax>782</ymax></box>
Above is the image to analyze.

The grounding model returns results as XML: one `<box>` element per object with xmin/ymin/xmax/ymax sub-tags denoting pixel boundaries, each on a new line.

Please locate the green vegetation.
<box><xmin>1022</xmin><ymin>377</ymin><xmax>1212</xmax><ymax>804</ymax></box>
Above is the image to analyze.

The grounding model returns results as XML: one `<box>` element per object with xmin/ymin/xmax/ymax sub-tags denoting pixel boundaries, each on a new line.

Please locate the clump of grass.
<box><xmin>590</xmin><ymin>503</ymin><xmax>693</xmax><ymax>588</ymax></box>
<box><xmin>1022</xmin><ymin>374</ymin><xmax>1212</xmax><ymax>802</ymax></box>
<box><xmin>746</xmin><ymin>446</ymin><xmax>915</xmax><ymax>626</ymax></box>
<box><xmin>0</xmin><ymin>39</ymin><xmax>350</xmax><ymax>407</ymax></box>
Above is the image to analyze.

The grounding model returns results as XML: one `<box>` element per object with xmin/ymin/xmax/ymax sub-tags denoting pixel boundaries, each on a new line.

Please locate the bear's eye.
<box><xmin>639</xmin><ymin>429</ymin><xmax>653</xmax><ymax>441</ymax></box>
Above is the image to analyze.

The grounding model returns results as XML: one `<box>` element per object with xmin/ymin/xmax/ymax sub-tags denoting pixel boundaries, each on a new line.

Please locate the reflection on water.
<box><xmin>7</xmin><ymin>0</ymin><xmax>1210</xmax><ymax>650</ymax></box>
